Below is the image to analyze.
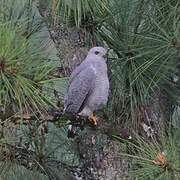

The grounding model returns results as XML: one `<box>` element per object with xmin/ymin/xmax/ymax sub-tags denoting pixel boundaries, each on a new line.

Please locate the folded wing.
<box><xmin>64</xmin><ymin>66</ymin><xmax>96</xmax><ymax>114</ymax></box>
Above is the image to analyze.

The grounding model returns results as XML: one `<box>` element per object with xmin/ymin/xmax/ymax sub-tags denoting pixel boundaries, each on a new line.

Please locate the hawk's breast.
<box><xmin>86</xmin><ymin>62</ymin><xmax>109</xmax><ymax>111</ymax></box>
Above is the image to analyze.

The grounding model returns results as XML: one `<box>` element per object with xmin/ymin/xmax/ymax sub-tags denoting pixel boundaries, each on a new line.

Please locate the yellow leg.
<box><xmin>88</xmin><ymin>113</ymin><xmax>97</xmax><ymax>126</ymax></box>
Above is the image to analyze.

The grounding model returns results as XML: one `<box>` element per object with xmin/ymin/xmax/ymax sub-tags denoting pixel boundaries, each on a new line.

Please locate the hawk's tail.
<box><xmin>67</xmin><ymin>124</ymin><xmax>77</xmax><ymax>138</ymax></box>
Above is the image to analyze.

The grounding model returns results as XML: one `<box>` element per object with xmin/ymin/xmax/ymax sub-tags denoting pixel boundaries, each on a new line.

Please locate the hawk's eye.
<box><xmin>94</xmin><ymin>51</ymin><xmax>99</xmax><ymax>55</ymax></box>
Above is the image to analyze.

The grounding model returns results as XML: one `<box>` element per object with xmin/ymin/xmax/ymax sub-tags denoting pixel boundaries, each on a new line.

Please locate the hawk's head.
<box><xmin>88</xmin><ymin>47</ymin><xmax>107</xmax><ymax>59</ymax></box>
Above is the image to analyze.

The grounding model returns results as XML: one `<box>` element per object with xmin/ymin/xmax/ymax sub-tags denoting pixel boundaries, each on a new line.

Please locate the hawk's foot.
<box><xmin>88</xmin><ymin>113</ymin><xmax>97</xmax><ymax>126</ymax></box>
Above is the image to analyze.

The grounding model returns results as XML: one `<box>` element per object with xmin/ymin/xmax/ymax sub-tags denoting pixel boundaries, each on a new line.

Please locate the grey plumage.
<box><xmin>64</xmin><ymin>47</ymin><xmax>109</xmax><ymax>137</ymax></box>
<box><xmin>64</xmin><ymin>66</ymin><xmax>96</xmax><ymax>114</ymax></box>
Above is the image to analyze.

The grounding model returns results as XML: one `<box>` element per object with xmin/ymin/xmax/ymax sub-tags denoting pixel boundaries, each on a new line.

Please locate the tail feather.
<box><xmin>67</xmin><ymin>125</ymin><xmax>77</xmax><ymax>138</ymax></box>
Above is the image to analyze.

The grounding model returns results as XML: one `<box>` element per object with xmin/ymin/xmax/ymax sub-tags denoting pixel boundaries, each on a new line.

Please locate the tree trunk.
<box><xmin>37</xmin><ymin>2</ymin><xmax>130</xmax><ymax>179</ymax></box>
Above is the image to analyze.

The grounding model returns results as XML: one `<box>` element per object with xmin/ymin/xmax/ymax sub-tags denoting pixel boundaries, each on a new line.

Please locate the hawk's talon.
<box><xmin>88</xmin><ymin>113</ymin><xmax>97</xmax><ymax>126</ymax></box>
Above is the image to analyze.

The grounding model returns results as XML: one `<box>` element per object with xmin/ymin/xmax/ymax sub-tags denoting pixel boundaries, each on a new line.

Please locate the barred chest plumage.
<box><xmin>86</xmin><ymin>61</ymin><xmax>109</xmax><ymax>111</ymax></box>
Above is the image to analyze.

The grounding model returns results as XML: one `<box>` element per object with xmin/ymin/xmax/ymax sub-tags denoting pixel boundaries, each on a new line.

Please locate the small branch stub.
<box><xmin>152</xmin><ymin>152</ymin><xmax>167</xmax><ymax>168</ymax></box>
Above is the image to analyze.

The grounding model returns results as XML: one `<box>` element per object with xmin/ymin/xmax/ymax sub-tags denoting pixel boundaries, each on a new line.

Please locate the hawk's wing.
<box><xmin>64</xmin><ymin>66</ymin><xmax>96</xmax><ymax>114</ymax></box>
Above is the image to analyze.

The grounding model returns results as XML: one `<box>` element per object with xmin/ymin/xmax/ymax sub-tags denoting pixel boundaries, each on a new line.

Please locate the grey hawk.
<box><xmin>64</xmin><ymin>47</ymin><xmax>109</xmax><ymax>137</ymax></box>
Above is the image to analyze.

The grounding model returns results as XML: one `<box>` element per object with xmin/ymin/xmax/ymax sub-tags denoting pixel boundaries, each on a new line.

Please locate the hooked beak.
<box><xmin>103</xmin><ymin>49</ymin><xmax>110</xmax><ymax>59</ymax></box>
<box><xmin>103</xmin><ymin>54</ymin><xmax>108</xmax><ymax>59</ymax></box>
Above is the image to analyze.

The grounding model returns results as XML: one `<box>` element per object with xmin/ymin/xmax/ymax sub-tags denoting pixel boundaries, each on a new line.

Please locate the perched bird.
<box><xmin>64</xmin><ymin>47</ymin><xmax>109</xmax><ymax>138</ymax></box>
